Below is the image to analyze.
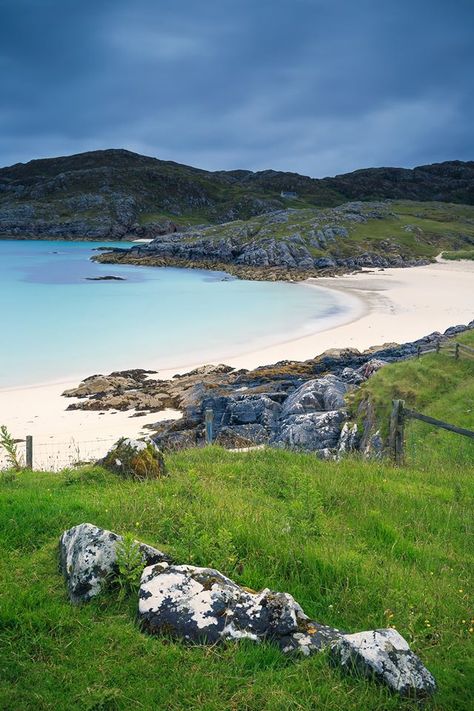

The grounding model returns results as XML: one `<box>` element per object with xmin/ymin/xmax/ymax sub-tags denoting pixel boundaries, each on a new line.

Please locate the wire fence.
<box><xmin>0</xmin><ymin>435</ymin><xmax>118</xmax><ymax>472</ymax></box>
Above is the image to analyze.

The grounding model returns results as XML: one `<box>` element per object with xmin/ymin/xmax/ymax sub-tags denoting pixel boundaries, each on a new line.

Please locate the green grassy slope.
<box><xmin>1</xmin><ymin>340</ymin><xmax>473</xmax><ymax>710</ymax></box>
<box><xmin>1</xmin><ymin>450</ymin><xmax>473</xmax><ymax>710</ymax></box>
<box><xmin>166</xmin><ymin>200</ymin><xmax>474</xmax><ymax>263</ymax></box>
<box><xmin>351</xmin><ymin>329</ymin><xmax>474</xmax><ymax>470</ymax></box>
<box><xmin>442</xmin><ymin>249</ymin><xmax>474</xmax><ymax>260</ymax></box>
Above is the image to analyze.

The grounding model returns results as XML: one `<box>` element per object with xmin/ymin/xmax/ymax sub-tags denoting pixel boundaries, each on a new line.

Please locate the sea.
<box><xmin>0</xmin><ymin>240</ymin><xmax>345</xmax><ymax>388</ymax></box>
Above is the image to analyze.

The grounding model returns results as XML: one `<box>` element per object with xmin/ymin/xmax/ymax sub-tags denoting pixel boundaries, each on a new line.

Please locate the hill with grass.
<box><xmin>1</xmin><ymin>333</ymin><xmax>473</xmax><ymax>710</ymax></box>
<box><xmin>0</xmin><ymin>149</ymin><xmax>473</xmax><ymax>240</ymax></box>
<box><xmin>350</xmin><ymin>326</ymin><xmax>474</xmax><ymax>469</ymax></box>
<box><xmin>96</xmin><ymin>198</ymin><xmax>474</xmax><ymax>279</ymax></box>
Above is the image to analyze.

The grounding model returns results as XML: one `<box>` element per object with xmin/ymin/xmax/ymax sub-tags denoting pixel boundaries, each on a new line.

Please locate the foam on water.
<box><xmin>0</xmin><ymin>240</ymin><xmax>346</xmax><ymax>388</ymax></box>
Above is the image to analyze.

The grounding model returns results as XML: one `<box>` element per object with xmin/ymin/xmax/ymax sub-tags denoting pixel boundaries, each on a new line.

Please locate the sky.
<box><xmin>0</xmin><ymin>0</ymin><xmax>473</xmax><ymax>176</ymax></box>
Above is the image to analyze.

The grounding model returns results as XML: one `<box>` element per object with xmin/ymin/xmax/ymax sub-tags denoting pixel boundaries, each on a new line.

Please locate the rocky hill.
<box><xmin>0</xmin><ymin>149</ymin><xmax>473</xmax><ymax>239</ymax></box>
<box><xmin>96</xmin><ymin>199</ymin><xmax>474</xmax><ymax>279</ymax></box>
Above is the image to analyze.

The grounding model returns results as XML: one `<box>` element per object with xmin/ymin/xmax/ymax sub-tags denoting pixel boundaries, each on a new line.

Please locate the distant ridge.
<box><xmin>0</xmin><ymin>149</ymin><xmax>473</xmax><ymax>239</ymax></box>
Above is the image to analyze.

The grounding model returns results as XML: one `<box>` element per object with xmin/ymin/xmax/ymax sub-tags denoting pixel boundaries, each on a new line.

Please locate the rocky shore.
<box><xmin>63</xmin><ymin>321</ymin><xmax>474</xmax><ymax>459</ymax></box>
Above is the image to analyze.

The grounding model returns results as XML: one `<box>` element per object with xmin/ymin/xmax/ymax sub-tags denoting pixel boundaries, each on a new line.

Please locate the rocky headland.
<box><xmin>94</xmin><ymin>199</ymin><xmax>474</xmax><ymax>279</ymax></box>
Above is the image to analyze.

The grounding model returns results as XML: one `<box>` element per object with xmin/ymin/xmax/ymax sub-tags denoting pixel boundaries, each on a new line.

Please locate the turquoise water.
<box><xmin>0</xmin><ymin>240</ymin><xmax>342</xmax><ymax>388</ymax></box>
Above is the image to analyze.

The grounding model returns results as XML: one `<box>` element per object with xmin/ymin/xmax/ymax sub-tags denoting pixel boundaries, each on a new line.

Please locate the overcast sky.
<box><xmin>1</xmin><ymin>0</ymin><xmax>473</xmax><ymax>176</ymax></box>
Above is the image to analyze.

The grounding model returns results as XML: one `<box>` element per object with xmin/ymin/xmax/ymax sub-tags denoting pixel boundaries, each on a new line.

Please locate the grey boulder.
<box><xmin>331</xmin><ymin>629</ymin><xmax>437</xmax><ymax>698</ymax></box>
<box><xmin>60</xmin><ymin>523</ymin><xmax>170</xmax><ymax>603</ymax></box>
<box><xmin>138</xmin><ymin>562</ymin><xmax>340</xmax><ymax>654</ymax></box>
<box><xmin>281</xmin><ymin>376</ymin><xmax>349</xmax><ymax>417</ymax></box>
<box><xmin>274</xmin><ymin>410</ymin><xmax>347</xmax><ymax>452</ymax></box>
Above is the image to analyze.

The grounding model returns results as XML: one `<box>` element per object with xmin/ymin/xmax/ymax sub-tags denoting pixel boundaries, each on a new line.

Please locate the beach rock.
<box><xmin>215</xmin><ymin>424</ymin><xmax>269</xmax><ymax>448</ymax></box>
<box><xmin>273</xmin><ymin>410</ymin><xmax>347</xmax><ymax>452</ymax></box>
<box><xmin>60</xmin><ymin>523</ymin><xmax>169</xmax><ymax>603</ymax></box>
<box><xmin>281</xmin><ymin>376</ymin><xmax>349</xmax><ymax>417</ymax></box>
<box><xmin>99</xmin><ymin>438</ymin><xmax>166</xmax><ymax>480</ymax></box>
<box><xmin>330</xmin><ymin>629</ymin><xmax>437</xmax><ymax>698</ymax></box>
<box><xmin>356</xmin><ymin>358</ymin><xmax>388</xmax><ymax>380</ymax></box>
<box><xmin>138</xmin><ymin>563</ymin><xmax>340</xmax><ymax>653</ymax></box>
<box><xmin>226</xmin><ymin>394</ymin><xmax>282</xmax><ymax>427</ymax></box>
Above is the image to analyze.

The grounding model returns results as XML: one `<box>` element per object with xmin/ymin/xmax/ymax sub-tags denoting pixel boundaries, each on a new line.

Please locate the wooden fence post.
<box><xmin>455</xmin><ymin>343</ymin><xmax>460</xmax><ymax>360</ymax></box>
<box><xmin>205</xmin><ymin>409</ymin><xmax>214</xmax><ymax>445</ymax></box>
<box><xmin>389</xmin><ymin>400</ymin><xmax>405</xmax><ymax>465</ymax></box>
<box><xmin>25</xmin><ymin>435</ymin><xmax>33</xmax><ymax>470</ymax></box>
<box><xmin>417</xmin><ymin>345</ymin><xmax>421</xmax><ymax>359</ymax></box>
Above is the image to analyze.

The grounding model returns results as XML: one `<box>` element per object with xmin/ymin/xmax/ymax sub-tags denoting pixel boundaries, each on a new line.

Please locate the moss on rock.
<box><xmin>100</xmin><ymin>438</ymin><xmax>166</xmax><ymax>480</ymax></box>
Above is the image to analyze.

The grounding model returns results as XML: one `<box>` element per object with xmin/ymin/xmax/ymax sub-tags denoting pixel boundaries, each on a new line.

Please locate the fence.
<box><xmin>0</xmin><ymin>435</ymin><xmax>119</xmax><ymax>472</ymax></box>
<box><xmin>389</xmin><ymin>399</ymin><xmax>474</xmax><ymax>465</ymax></box>
<box><xmin>415</xmin><ymin>339</ymin><xmax>474</xmax><ymax>360</ymax></box>
<box><xmin>387</xmin><ymin>339</ymin><xmax>474</xmax><ymax>464</ymax></box>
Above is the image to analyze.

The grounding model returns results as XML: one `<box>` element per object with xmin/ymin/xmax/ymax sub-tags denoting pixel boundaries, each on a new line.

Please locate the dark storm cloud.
<box><xmin>0</xmin><ymin>0</ymin><xmax>473</xmax><ymax>175</ymax></box>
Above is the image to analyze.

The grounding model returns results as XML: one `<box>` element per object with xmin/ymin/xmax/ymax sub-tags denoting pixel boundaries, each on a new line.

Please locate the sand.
<box><xmin>1</xmin><ymin>259</ymin><xmax>472</xmax><ymax>469</ymax></box>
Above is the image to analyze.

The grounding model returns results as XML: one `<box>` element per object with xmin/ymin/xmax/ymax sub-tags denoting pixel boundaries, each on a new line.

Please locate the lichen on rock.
<box><xmin>99</xmin><ymin>437</ymin><xmax>166</xmax><ymax>480</ymax></box>
<box><xmin>138</xmin><ymin>563</ymin><xmax>340</xmax><ymax>653</ymax></box>
<box><xmin>59</xmin><ymin>523</ymin><xmax>170</xmax><ymax>603</ymax></box>
<box><xmin>330</xmin><ymin>629</ymin><xmax>437</xmax><ymax>698</ymax></box>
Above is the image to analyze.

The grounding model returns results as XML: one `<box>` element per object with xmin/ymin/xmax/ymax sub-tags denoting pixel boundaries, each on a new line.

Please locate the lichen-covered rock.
<box><xmin>330</xmin><ymin>629</ymin><xmax>437</xmax><ymax>698</ymax></box>
<box><xmin>138</xmin><ymin>563</ymin><xmax>340</xmax><ymax>653</ymax></box>
<box><xmin>356</xmin><ymin>358</ymin><xmax>388</xmax><ymax>380</ymax></box>
<box><xmin>60</xmin><ymin>523</ymin><xmax>170</xmax><ymax>603</ymax></box>
<box><xmin>100</xmin><ymin>437</ymin><xmax>165</xmax><ymax>480</ymax></box>
<box><xmin>273</xmin><ymin>410</ymin><xmax>347</xmax><ymax>452</ymax></box>
<box><xmin>337</xmin><ymin>422</ymin><xmax>359</xmax><ymax>457</ymax></box>
<box><xmin>281</xmin><ymin>376</ymin><xmax>349</xmax><ymax>417</ymax></box>
<box><xmin>215</xmin><ymin>424</ymin><xmax>269</xmax><ymax>448</ymax></box>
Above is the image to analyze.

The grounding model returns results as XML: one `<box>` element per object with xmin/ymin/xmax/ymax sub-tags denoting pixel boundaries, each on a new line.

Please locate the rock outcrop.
<box><xmin>331</xmin><ymin>629</ymin><xmax>437</xmax><ymax>697</ymax></box>
<box><xmin>63</xmin><ymin>322</ymin><xmax>474</xmax><ymax>458</ymax></box>
<box><xmin>99</xmin><ymin>438</ymin><xmax>166</xmax><ymax>480</ymax></box>
<box><xmin>95</xmin><ymin>201</ymin><xmax>434</xmax><ymax>277</ymax></box>
<box><xmin>59</xmin><ymin>523</ymin><xmax>437</xmax><ymax>698</ymax></box>
<box><xmin>139</xmin><ymin>563</ymin><xmax>339</xmax><ymax>654</ymax></box>
<box><xmin>59</xmin><ymin>523</ymin><xmax>170</xmax><ymax>603</ymax></box>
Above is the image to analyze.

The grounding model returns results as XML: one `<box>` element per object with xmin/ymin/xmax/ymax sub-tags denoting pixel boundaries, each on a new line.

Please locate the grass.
<box><xmin>171</xmin><ymin>200</ymin><xmax>474</xmax><ymax>263</ymax></box>
<box><xmin>442</xmin><ymin>249</ymin><xmax>474</xmax><ymax>261</ymax></box>
<box><xmin>350</xmin><ymin>329</ymin><xmax>474</xmax><ymax>470</ymax></box>
<box><xmin>1</xmin><ymin>447</ymin><xmax>473</xmax><ymax>709</ymax></box>
<box><xmin>1</xmin><ymin>338</ymin><xmax>473</xmax><ymax>710</ymax></box>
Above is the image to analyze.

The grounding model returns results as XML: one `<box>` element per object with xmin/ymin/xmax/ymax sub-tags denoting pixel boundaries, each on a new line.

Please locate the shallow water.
<box><xmin>0</xmin><ymin>240</ymin><xmax>344</xmax><ymax>387</ymax></box>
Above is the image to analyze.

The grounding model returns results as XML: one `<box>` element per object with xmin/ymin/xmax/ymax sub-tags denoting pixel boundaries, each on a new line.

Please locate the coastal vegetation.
<box><xmin>442</xmin><ymin>249</ymin><xmax>474</xmax><ymax>260</ymax></box>
<box><xmin>1</xmin><ymin>342</ymin><xmax>473</xmax><ymax>710</ymax></box>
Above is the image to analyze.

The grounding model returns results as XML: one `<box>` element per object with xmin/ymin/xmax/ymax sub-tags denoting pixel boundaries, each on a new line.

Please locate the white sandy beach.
<box><xmin>1</xmin><ymin>258</ymin><xmax>472</xmax><ymax>469</ymax></box>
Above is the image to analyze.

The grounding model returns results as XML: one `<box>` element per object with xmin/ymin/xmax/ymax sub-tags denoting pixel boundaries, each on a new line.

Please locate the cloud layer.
<box><xmin>0</xmin><ymin>0</ymin><xmax>473</xmax><ymax>175</ymax></box>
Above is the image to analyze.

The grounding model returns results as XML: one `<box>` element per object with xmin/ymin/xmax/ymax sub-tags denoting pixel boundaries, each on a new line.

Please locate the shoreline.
<box><xmin>0</xmin><ymin>280</ymin><xmax>366</xmax><ymax>393</ymax></box>
<box><xmin>1</xmin><ymin>259</ymin><xmax>473</xmax><ymax>469</ymax></box>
